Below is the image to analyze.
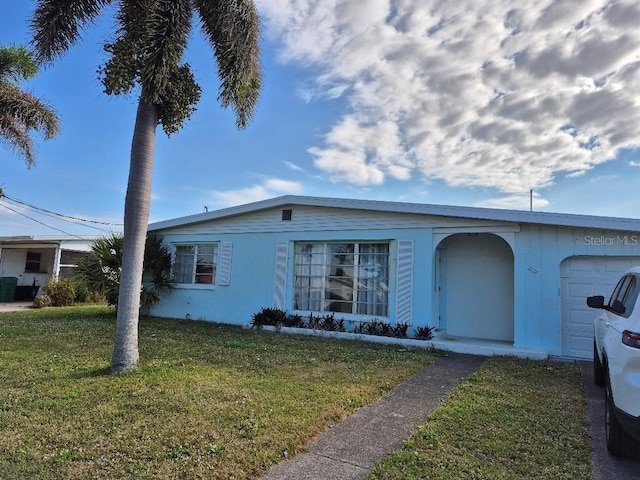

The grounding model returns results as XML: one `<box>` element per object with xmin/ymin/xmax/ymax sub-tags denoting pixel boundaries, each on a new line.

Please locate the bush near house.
<box><xmin>73</xmin><ymin>233</ymin><xmax>173</xmax><ymax>311</ymax></box>
<box><xmin>34</xmin><ymin>277</ymin><xmax>105</xmax><ymax>308</ymax></box>
<box><xmin>250</xmin><ymin>308</ymin><xmax>433</xmax><ymax>340</ymax></box>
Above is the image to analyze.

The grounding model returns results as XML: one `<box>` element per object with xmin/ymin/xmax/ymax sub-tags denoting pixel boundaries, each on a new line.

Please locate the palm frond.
<box><xmin>0</xmin><ymin>45</ymin><xmax>39</xmax><ymax>83</ymax></box>
<box><xmin>195</xmin><ymin>0</ymin><xmax>262</xmax><ymax>129</ymax></box>
<box><xmin>0</xmin><ymin>115</ymin><xmax>36</xmax><ymax>167</ymax></box>
<box><xmin>0</xmin><ymin>84</ymin><xmax>60</xmax><ymax>140</ymax></box>
<box><xmin>31</xmin><ymin>0</ymin><xmax>114</xmax><ymax>63</ymax></box>
<box><xmin>139</xmin><ymin>0</ymin><xmax>192</xmax><ymax>104</ymax></box>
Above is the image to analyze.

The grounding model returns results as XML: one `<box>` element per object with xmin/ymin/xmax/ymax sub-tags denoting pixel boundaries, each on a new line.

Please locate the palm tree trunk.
<box><xmin>111</xmin><ymin>98</ymin><xmax>158</xmax><ymax>373</ymax></box>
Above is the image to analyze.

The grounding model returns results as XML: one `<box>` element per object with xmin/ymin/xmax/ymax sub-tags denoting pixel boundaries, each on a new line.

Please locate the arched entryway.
<box><xmin>436</xmin><ymin>233</ymin><xmax>514</xmax><ymax>342</ymax></box>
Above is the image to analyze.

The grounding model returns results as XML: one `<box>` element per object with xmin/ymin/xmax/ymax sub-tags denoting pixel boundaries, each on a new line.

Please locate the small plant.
<box><xmin>250</xmin><ymin>307</ymin><xmax>287</xmax><ymax>329</ymax></box>
<box><xmin>414</xmin><ymin>325</ymin><xmax>436</xmax><ymax>340</ymax></box>
<box><xmin>319</xmin><ymin>313</ymin><xmax>346</xmax><ymax>331</ymax></box>
<box><xmin>365</xmin><ymin>319</ymin><xmax>392</xmax><ymax>336</ymax></box>
<box><xmin>307</xmin><ymin>313</ymin><xmax>321</xmax><ymax>330</ymax></box>
<box><xmin>32</xmin><ymin>294</ymin><xmax>52</xmax><ymax>309</ymax></box>
<box><xmin>392</xmin><ymin>322</ymin><xmax>409</xmax><ymax>338</ymax></box>
<box><xmin>283</xmin><ymin>313</ymin><xmax>305</xmax><ymax>328</ymax></box>
<box><xmin>43</xmin><ymin>277</ymin><xmax>76</xmax><ymax>307</ymax></box>
<box><xmin>353</xmin><ymin>322</ymin><xmax>367</xmax><ymax>334</ymax></box>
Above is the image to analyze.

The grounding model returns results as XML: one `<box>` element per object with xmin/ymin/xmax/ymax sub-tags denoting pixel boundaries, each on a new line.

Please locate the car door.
<box><xmin>600</xmin><ymin>275</ymin><xmax>640</xmax><ymax>359</ymax></box>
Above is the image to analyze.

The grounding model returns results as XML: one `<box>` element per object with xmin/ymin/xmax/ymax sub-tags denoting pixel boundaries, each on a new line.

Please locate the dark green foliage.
<box><xmin>283</xmin><ymin>313</ymin><xmax>305</xmax><ymax>328</ymax></box>
<box><xmin>414</xmin><ymin>325</ymin><xmax>436</xmax><ymax>340</ymax></box>
<box><xmin>74</xmin><ymin>233</ymin><xmax>173</xmax><ymax>311</ymax></box>
<box><xmin>250</xmin><ymin>307</ymin><xmax>288</xmax><ymax>328</ymax></box>
<box><xmin>365</xmin><ymin>320</ymin><xmax>392</xmax><ymax>337</ymax></box>
<box><xmin>0</xmin><ymin>44</ymin><xmax>59</xmax><ymax>166</ymax></box>
<box><xmin>353</xmin><ymin>322</ymin><xmax>367</xmax><ymax>334</ymax></box>
<box><xmin>307</xmin><ymin>313</ymin><xmax>321</xmax><ymax>330</ymax></box>
<box><xmin>319</xmin><ymin>313</ymin><xmax>346</xmax><ymax>332</ymax></box>
<box><xmin>392</xmin><ymin>322</ymin><xmax>409</xmax><ymax>338</ymax></box>
<box><xmin>249</xmin><ymin>309</ymin><xmax>432</xmax><ymax>341</ymax></box>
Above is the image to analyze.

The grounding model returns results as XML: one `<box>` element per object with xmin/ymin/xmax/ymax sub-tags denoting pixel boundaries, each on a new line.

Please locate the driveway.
<box><xmin>0</xmin><ymin>301</ymin><xmax>33</xmax><ymax>312</ymax></box>
<box><xmin>581</xmin><ymin>361</ymin><xmax>640</xmax><ymax>479</ymax></box>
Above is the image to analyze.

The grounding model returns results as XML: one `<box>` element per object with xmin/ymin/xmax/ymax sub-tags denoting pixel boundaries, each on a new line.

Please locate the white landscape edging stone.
<box><xmin>242</xmin><ymin>324</ymin><xmax>548</xmax><ymax>360</ymax></box>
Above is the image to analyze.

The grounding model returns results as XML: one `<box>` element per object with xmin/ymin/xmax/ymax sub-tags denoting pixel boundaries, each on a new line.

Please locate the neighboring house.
<box><xmin>147</xmin><ymin>195</ymin><xmax>640</xmax><ymax>360</ymax></box>
<box><xmin>0</xmin><ymin>236</ymin><xmax>96</xmax><ymax>300</ymax></box>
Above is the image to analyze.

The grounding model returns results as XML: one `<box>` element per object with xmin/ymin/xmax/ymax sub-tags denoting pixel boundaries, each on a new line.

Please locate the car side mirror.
<box><xmin>587</xmin><ymin>295</ymin><xmax>605</xmax><ymax>308</ymax></box>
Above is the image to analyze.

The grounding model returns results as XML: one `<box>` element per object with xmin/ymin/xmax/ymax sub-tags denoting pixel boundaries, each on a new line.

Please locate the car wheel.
<box><xmin>593</xmin><ymin>341</ymin><xmax>605</xmax><ymax>387</ymax></box>
<box><xmin>605</xmin><ymin>374</ymin><xmax>640</xmax><ymax>458</ymax></box>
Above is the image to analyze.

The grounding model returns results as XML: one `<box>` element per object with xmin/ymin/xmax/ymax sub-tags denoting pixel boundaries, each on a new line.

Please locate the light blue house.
<box><xmin>148</xmin><ymin>195</ymin><xmax>640</xmax><ymax>360</ymax></box>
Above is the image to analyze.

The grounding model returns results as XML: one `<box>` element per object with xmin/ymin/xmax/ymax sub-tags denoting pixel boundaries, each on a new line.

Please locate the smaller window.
<box><xmin>25</xmin><ymin>252</ymin><xmax>42</xmax><ymax>273</ymax></box>
<box><xmin>173</xmin><ymin>244</ymin><xmax>218</xmax><ymax>284</ymax></box>
<box><xmin>282</xmin><ymin>209</ymin><xmax>292</xmax><ymax>221</ymax></box>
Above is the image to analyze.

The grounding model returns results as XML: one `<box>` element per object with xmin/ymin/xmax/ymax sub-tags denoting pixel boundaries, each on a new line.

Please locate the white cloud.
<box><xmin>477</xmin><ymin>194</ymin><xmax>550</xmax><ymax>211</ymax></box>
<box><xmin>257</xmin><ymin>0</ymin><xmax>640</xmax><ymax>194</ymax></box>
<box><xmin>209</xmin><ymin>178</ymin><xmax>303</xmax><ymax>206</ymax></box>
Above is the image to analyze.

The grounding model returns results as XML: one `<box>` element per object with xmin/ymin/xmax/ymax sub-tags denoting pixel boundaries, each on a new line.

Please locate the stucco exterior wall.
<box><xmin>148</xmin><ymin>200</ymin><xmax>640</xmax><ymax>358</ymax></box>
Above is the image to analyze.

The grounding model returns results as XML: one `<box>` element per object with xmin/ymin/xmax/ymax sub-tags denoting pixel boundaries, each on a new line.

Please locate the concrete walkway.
<box><xmin>262</xmin><ymin>353</ymin><xmax>485</xmax><ymax>480</ymax></box>
<box><xmin>0</xmin><ymin>301</ymin><xmax>33</xmax><ymax>312</ymax></box>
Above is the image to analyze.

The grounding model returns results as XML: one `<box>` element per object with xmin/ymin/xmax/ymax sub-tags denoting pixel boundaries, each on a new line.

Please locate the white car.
<box><xmin>588</xmin><ymin>267</ymin><xmax>640</xmax><ymax>458</ymax></box>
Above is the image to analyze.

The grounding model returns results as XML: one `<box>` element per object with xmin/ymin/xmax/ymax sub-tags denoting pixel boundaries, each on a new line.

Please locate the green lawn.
<box><xmin>0</xmin><ymin>306</ymin><xmax>440</xmax><ymax>479</ymax></box>
<box><xmin>367</xmin><ymin>357</ymin><xmax>592</xmax><ymax>479</ymax></box>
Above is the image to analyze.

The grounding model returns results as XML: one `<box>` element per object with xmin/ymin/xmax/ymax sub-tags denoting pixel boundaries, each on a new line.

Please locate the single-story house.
<box><xmin>147</xmin><ymin>195</ymin><xmax>640</xmax><ymax>360</ymax></box>
<box><xmin>0</xmin><ymin>236</ymin><xmax>96</xmax><ymax>300</ymax></box>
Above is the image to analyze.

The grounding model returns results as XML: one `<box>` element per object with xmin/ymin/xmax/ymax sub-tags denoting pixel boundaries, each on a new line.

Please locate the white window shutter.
<box><xmin>396</xmin><ymin>240</ymin><xmax>413</xmax><ymax>325</ymax></box>
<box><xmin>217</xmin><ymin>242</ymin><xmax>233</xmax><ymax>286</ymax></box>
<box><xmin>273</xmin><ymin>242</ymin><xmax>289</xmax><ymax>309</ymax></box>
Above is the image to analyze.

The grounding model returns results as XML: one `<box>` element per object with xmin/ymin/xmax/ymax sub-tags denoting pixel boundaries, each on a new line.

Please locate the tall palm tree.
<box><xmin>31</xmin><ymin>0</ymin><xmax>261</xmax><ymax>373</ymax></box>
<box><xmin>0</xmin><ymin>44</ymin><xmax>60</xmax><ymax>167</ymax></box>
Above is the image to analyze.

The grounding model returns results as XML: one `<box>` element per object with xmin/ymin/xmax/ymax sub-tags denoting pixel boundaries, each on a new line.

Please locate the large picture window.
<box><xmin>294</xmin><ymin>242</ymin><xmax>389</xmax><ymax>316</ymax></box>
<box><xmin>173</xmin><ymin>244</ymin><xmax>217</xmax><ymax>284</ymax></box>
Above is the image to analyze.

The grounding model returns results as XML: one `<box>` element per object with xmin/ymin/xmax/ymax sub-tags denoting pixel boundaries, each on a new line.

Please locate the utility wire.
<box><xmin>2</xmin><ymin>194</ymin><xmax>123</xmax><ymax>226</ymax></box>
<box><xmin>0</xmin><ymin>197</ymin><xmax>116</xmax><ymax>234</ymax></box>
<box><xmin>0</xmin><ymin>202</ymin><xmax>87</xmax><ymax>239</ymax></box>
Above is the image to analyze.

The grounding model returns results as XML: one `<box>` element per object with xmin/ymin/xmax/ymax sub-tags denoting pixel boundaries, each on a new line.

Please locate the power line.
<box><xmin>0</xmin><ymin>193</ymin><xmax>122</xmax><ymax>236</ymax></box>
<box><xmin>2</xmin><ymin>194</ymin><xmax>123</xmax><ymax>227</ymax></box>
<box><xmin>0</xmin><ymin>202</ymin><xmax>86</xmax><ymax>239</ymax></box>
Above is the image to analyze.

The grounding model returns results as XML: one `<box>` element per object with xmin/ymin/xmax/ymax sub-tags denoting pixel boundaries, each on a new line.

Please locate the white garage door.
<box><xmin>560</xmin><ymin>256</ymin><xmax>640</xmax><ymax>359</ymax></box>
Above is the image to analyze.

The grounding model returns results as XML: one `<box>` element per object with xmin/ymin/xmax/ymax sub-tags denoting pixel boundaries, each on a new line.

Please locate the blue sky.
<box><xmin>2</xmin><ymin>0</ymin><xmax>640</xmax><ymax>237</ymax></box>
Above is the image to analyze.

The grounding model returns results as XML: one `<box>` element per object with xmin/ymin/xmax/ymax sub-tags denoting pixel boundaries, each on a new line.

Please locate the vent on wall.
<box><xmin>282</xmin><ymin>209</ymin><xmax>293</xmax><ymax>221</ymax></box>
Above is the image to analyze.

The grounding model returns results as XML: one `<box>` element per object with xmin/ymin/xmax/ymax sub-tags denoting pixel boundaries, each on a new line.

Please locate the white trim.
<box><xmin>217</xmin><ymin>242</ymin><xmax>233</xmax><ymax>286</ymax></box>
<box><xmin>396</xmin><ymin>240</ymin><xmax>414</xmax><ymax>325</ymax></box>
<box><xmin>274</xmin><ymin>242</ymin><xmax>288</xmax><ymax>309</ymax></box>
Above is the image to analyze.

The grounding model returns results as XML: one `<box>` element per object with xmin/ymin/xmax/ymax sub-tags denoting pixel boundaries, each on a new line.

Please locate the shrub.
<box><xmin>283</xmin><ymin>313</ymin><xmax>305</xmax><ymax>328</ymax></box>
<box><xmin>319</xmin><ymin>313</ymin><xmax>346</xmax><ymax>332</ymax></box>
<box><xmin>414</xmin><ymin>325</ymin><xmax>436</xmax><ymax>340</ymax></box>
<box><xmin>32</xmin><ymin>294</ymin><xmax>52</xmax><ymax>309</ymax></box>
<box><xmin>365</xmin><ymin>319</ymin><xmax>392</xmax><ymax>336</ymax></box>
<box><xmin>74</xmin><ymin>233</ymin><xmax>173</xmax><ymax>311</ymax></box>
<box><xmin>43</xmin><ymin>277</ymin><xmax>76</xmax><ymax>306</ymax></box>
<box><xmin>307</xmin><ymin>313</ymin><xmax>321</xmax><ymax>330</ymax></box>
<box><xmin>392</xmin><ymin>322</ymin><xmax>409</xmax><ymax>338</ymax></box>
<box><xmin>250</xmin><ymin>307</ymin><xmax>287</xmax><ymax>328</ymax></box>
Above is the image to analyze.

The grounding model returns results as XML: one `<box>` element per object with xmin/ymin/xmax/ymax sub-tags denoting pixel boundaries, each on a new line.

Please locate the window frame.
<box><xmin>292</xmin><ymin>241</ymin><xmax>390</xmax><ymax>317</ymax></box>
<box><xmin>609</xmin><ymin>274</ymin><xmax>640</xmax><ymax>319</ymax></box>
<box><xmin>25</xmin><ymin>251</ymin><xmax>43</xmax><ymax>273</ymax></box>
<box><xmin>172</xmin><ymin>243</ymin><xmax>218</xmax><ymax>287</ymax></box>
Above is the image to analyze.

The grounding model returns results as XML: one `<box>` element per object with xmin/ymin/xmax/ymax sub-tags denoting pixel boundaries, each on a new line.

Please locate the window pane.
<box><xmin>174</xmin><ymin>246</ymin><xmax>195</xmax><ymax>283</ymax></box>
<box><xmin>293</xmin><ymin>241</ymin><xmax>389</xmax><ymax>316</ymax></box>
<box><xmin>195</xmin><ymin>245</ymin><xmax>216</xmax><ymax>284</ymax></box>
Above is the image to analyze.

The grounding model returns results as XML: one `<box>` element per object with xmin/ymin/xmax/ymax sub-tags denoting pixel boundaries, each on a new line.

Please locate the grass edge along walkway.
<box><xmin>262</xmin><ymin>353</ymin><xmax>485</xmax><ymax>480</ymax></box>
